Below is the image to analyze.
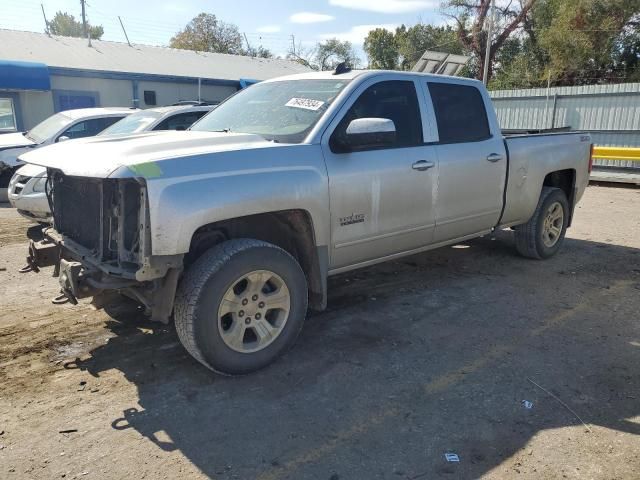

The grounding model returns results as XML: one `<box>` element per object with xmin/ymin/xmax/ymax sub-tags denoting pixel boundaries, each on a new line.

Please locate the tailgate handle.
<box><xmin>412</xmin><ymin>160</ymin><xmax>435</xmax><ymax>171</ymax></box>
<box><xmin>486</xmin><ymin>153</ymin><xmax>503</xmax><ymax>163</ymax></box>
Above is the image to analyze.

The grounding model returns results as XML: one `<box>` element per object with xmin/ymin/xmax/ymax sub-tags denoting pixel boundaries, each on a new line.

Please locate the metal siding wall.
<box><xmin>491</xmin><ymin>83</ymin><xmax>640</xmax><ymax>169</ymax></box>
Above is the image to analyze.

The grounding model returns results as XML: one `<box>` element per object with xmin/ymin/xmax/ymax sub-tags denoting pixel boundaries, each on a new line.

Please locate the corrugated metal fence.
<box><xmin>490</xmin><ymin>83</ymin><xmax>640</xmax><ymax>169</ymax></box>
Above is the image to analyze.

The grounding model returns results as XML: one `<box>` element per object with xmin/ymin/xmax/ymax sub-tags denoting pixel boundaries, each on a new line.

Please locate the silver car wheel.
<box><xmin>542</xmin><ymin>201</ymin><xmax>564</xmax><ymax>248</ymax></box>
<box><xmin>217</xmin><ymin>269</ymin><xmax>291</xmax><ymax>353</ymax></box>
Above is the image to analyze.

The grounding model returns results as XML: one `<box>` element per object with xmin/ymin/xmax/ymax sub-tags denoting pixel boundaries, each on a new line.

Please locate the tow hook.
<box><xmin>19</xmin><ymin>239</ymin><xmax>60</xmax><ymax>273</ymax></box>
<box><xmin>51</xmin><ymin>290</ymin><xmax>78</xmax><ymax>305</ymax></box>
<box><xmin>52</xmin><ymin>289</ymin><xmax>78</xmax><ymax>305</ymax></box>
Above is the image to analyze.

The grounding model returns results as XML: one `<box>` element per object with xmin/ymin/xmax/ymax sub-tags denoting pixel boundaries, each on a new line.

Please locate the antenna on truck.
<box><xmin>333</xmin><ymin>62</ymin><xmax>351</xmax><ymax>75</ymax></box>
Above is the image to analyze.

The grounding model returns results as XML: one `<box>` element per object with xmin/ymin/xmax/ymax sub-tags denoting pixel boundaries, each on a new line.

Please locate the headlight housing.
<box><xmin>31</xmin><ymin>176</ymin><xmax>47</xmax><ymax>193</ymax></box>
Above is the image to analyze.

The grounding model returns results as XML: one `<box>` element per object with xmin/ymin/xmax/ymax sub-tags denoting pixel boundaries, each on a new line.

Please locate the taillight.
<box><xmin>588</xmin><ymin>144</ymin><xmax>594</xmax><ymax>173</ymax></box>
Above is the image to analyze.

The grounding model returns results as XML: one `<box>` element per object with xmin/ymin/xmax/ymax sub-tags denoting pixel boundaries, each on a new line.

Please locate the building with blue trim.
<box><xmin>0</xmin><ymin>29</ymin><xmax>310</xmax><ymax>132</ymax></box>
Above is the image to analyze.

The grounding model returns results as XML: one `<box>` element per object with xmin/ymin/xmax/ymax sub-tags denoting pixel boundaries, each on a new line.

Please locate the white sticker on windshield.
<box><xmin>285</xmin><ymin>97</ymin><xmax>325</xmax><ymax>111</ymax></box>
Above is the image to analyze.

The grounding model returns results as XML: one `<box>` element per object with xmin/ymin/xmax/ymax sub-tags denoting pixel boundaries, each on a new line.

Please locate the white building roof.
<box><xmin>0</xmin><ymin>29</ymin><xmax>311</xmax><ymax>81</ymax></box>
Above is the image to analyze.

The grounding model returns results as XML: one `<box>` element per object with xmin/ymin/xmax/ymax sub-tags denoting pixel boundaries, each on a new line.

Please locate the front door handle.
<box><xmin>412</xmin><ymin>160</ymin><xmax>435</xmax><ymax>171</ymax></box>
<box><xmin>486</xmin><ymin>153</ymin><xmax>503</xmax><ymax>163</ymax></box>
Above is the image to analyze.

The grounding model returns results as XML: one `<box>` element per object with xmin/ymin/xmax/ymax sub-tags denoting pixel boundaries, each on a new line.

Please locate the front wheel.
<box><xmin>174</xmin><ymin>239</ymin><xmax>308</xmax><ymax>375</ymax></box>
<box><xmin>514</xmin><ymin>187</ymin><xmax>569</xmax><ymax>259</ymax></box>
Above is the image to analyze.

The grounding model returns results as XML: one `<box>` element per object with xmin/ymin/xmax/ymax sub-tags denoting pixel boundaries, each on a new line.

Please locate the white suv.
<box><xmin>9</xmin><ymin>105</ymin><xmax>213</xmax><ymax>222</ymax></box>
<box><xmin>1</xmin><ymin>107</ymin><xmax>135</xmax><ymax>204</ymax></box>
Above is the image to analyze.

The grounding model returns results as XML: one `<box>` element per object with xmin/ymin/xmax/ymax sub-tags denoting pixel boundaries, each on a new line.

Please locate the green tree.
<box><xmin>48</xmin><ymin>11</ymin><xmax>103</xmax><ymax>40</ymax></box>
<box><xmin>170</xmin><ymin>13</ymin><xmax>244</xmax><ymax>54</ymax></box>
<box><xmin>363</xmin><ymin>28</ymin><xmax>398</xmax><ymax>69</ymax></box>
<box><xmin>364</xmin><ymin>24</ymin><xmax>464</xmax><ymax>71</ymax></box>
<box><xmin>396</xmin><ymin>24</ymin><xmax>463</xmax><ymax>70</ymax></box>
<box><xmin>245</xmin><ymin>45</ymin><xmax>274</xmax><ymax>58</ymax></box>
<box><xmin>287</xmin><ymin>39</ymin><xmax>359</xmax><ymax>71</ymax></box>
<box><xmin>443</xmin><ymin>0</ymin><xmax>537</xmax><ymax>82</ymax></box>
<box><xmin>315</xmin><ymin>38</ymin><xmax>359</xmax><ymax>71</ymax></box>
<box><xmin>535</xmin><ymin>0</ymin><xmax>640</xmax><ymax>85</ymax></box>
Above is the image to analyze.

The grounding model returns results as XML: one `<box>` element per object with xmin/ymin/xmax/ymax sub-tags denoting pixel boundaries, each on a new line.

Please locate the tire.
<box><xmin>174</xmin><ymin>238</ymin><xmax>308</xmax><ymax>375</ymax></box>
<box><xmin>514</xmin><ymin>187</ymin><xmax>569</xmax><ymax>259</ymax></box>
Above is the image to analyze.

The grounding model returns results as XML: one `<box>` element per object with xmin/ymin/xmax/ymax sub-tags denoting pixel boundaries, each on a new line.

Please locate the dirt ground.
<box><xmin>0</xmin><ymin>184</ymin><xmax>639</xmax><ymax>480</ymax></box>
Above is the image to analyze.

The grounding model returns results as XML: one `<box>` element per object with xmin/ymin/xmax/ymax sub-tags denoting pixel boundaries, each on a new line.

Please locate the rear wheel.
<box><xmin>514</xmin><ymin>187</ymin><xmax>569</xmax><ymax>259</ymax></box>
<box><xmin>174</xmin><ymin>238</ymin><xmax>308</xmax><ymax>375</ymax></box>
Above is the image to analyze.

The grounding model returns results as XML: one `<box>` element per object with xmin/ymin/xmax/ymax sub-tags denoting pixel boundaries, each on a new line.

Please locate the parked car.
<box><xmin>21</xmin><ymin>69</ymin><xmax>593</xmax><ymax>375</ymax></box>
<box><xmin>99</xmin><ymin>104</ymin><xmax>215</xmax><ymax>135</ymax></box>
<box><xmin>0</xmin><ymin>107</ymin><xmax>135</xmax><ymax>203</ymax></box>
<box><xmin>8</xmin><ymin>105</ymin><xmax>213</xmax><ymax>221</ymax></box>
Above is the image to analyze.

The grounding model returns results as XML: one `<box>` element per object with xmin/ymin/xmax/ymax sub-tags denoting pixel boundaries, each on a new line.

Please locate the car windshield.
<box><xmin>99</xmin><ymin>110</ymin><xmax>164</xmax><ymax>135</ymax></box>
<box><xmin>191</xmin><ymin>79</ymin><xmax>350</xmax><ymax>143</ymax></box>
<box><xmin>27</xmin><ymin>112</ymin><xmax>74</xmax><ymax>143</ymax></box>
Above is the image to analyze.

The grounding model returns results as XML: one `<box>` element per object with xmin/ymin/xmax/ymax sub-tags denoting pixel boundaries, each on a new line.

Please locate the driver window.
<box><xmin>330</xmin><ymin>80</ymin><xmax>423</xmax><ymax>152</ymax></box>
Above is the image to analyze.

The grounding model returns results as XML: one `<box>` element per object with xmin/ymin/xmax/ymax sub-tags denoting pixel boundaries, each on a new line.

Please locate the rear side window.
<box><xmin>154</xmin><ymin>111</ymin><xmax>208</xmax><ymax>131</ymax></box>
<box><xmin>428</xmin><ymin>83</ymin><xmax>490</xmax><ymax>143</ymax></box>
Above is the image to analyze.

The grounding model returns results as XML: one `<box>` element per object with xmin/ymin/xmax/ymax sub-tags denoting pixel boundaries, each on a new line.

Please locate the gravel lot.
<box><xmin>0</xmin><ymin>184</ymin><xmax>639</xmax><ymax>480</ymax></box>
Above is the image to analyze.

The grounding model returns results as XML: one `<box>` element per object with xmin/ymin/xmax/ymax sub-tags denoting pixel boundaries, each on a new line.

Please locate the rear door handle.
<box><xmin>412</xmin><ymin>160</ymin><xmax>435</xmax><ymax>171</ymax></box>
<box><xmin>486</xmin><ymin>153</ymin><xmax>503</xmax><ymax>163</ymax></box>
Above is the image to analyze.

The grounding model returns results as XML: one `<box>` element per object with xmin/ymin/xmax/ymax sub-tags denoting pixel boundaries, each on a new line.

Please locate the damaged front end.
<box><xmin>25</xmin><ymin>169</ymin><xmax>183</xmax><ymax>322</ymax></box>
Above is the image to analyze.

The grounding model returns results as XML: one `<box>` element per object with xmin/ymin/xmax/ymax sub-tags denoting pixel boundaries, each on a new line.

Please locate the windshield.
<box><xmin>191</xmin><ymin>79</ymin><xmax>350</xmax><ymax>143</ymax></box>
<box><xmin>99</xmin><ymin>110</ymin><xmax>163</xmax><ymax>135</ymax></box>
<box><xmin>27</xmin><ymin>112</ymin><xmax>74</xmax><ymax>143</ymax></box>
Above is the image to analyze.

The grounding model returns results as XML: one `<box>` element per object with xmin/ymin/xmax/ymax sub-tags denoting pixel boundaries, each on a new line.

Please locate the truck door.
<box><xmin>425</xmin><ymin>81</ymin><xmax>507</xmax><ymax>243</ymax></box>
<box><xmin>321</xmin><ymin>78</ymin><xmax>437</xmax><ymax>270</ymax></box>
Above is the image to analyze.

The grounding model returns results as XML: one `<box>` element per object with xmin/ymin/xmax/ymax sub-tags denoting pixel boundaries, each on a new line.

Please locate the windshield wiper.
<box><xmin>211</xmin><ymin>128</ymin><xmax>232</xmax><ymax>133</ymax></box>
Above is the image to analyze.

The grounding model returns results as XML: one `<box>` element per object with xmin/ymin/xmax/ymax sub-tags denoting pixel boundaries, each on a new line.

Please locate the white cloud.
<box><xmin>319</xmin><ymin>24</ymin><xmax>399</xmax><ymax>45</ymax></box>
<box><xmin>256</xmin><ymin>25</ymin><xmax>282</xmax><ymax>33</ymax></box>
<box><xmin>290</xmin><ymin>12</ymin><xmax>335</xmax><ymax>24</ymax></box>
<box><xmin>329</xmin><ymin>0</ymin><xmax>437</xmax><ymax>14</ymax></box>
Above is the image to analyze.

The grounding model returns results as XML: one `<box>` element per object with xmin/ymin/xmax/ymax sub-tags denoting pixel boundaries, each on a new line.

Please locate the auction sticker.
<box><xmin>286</xmin><ymin>97</ymin><xmax>325</xmax><ymax>111</ymax></box>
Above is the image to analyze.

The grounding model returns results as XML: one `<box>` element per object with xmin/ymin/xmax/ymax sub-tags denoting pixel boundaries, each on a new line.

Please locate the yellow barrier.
<box><xmin>592</xmin><ymin>146</ymin><xmax>640</xmax><ymax>162</ymax></box>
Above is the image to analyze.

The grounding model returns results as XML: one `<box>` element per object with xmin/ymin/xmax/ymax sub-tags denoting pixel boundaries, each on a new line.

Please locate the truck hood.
<box><xmin>18</xmin><ymin>130</ymin><xmax>278</xmax><ymax>178</ymax></box>
<box><xmin>0</xmin><ymin>132</ymin><xmax>35</xmax><ymax>150</ymax></box>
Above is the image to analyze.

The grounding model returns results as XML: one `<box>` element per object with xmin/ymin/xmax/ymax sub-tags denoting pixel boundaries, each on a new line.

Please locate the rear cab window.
<box><xmin>427</xmin><ymin>82</ymin><xmax>491</xmax><ymax>143</ymax></box>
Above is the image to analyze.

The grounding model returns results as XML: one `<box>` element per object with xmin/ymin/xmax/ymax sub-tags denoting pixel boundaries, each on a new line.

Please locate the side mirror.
<box><xmin>57</xmin><ymin>136</ymin><xmax>70</xmax><ymax>142</ymax></box>
<box><xmin>342</xmin><ymin>118</ymin><xmax>396</xmax><ymax>151</ymax></box>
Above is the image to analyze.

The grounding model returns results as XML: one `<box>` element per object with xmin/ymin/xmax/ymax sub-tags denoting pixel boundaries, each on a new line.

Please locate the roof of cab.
<box><xmin>263</xmin><ymin>69</ymin><xmax>484</xmax><ymax>86</ymax></box>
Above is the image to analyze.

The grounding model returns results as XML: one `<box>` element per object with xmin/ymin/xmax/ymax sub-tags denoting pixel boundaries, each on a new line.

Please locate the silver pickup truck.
<box><xmin>20</xmin><ymin>69</ymin><xmax>593</xmax><ymax>375</ymax></box>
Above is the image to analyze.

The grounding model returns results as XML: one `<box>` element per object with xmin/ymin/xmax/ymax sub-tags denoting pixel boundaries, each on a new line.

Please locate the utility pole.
<box><xmin>80</xmin><ymin>0</ymin><xmax>91</xmax><ymax>47</ymax></box>
<box><xmin>290</xmin><ymin>34</ymin><xmax>295</xmax><ymax>56</ymax></box>
<box><xmin>243</xmin><ymin>32</ymin><xmax>253</xmax><ymax>55</ymax></box>
<box><xmin>41</xmin><ymin>3</ymin><xmax>50</xmax><ymax>35</ymax></box>
<box><xmin>482</xmin><ymin>0</ymin><xmax>495</xmax><ymax>86</ymax></box>
<box><xmin>118</xmin><ymin>16</ymin><xmax>132</xmax><ymax>47</ymax></box>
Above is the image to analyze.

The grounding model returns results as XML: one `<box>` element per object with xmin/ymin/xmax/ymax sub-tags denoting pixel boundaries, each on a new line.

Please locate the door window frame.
<box><xmin>426</xmin><ymin>81</ymin><xmax>492</xmax><ymax>145</ymax></box>
<box><xmin>321</xmin><ymin>74</ymin><xmax>438</xmax><ymax>151</ymax></box>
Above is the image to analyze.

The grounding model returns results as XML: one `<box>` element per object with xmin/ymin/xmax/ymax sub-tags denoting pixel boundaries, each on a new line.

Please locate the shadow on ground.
<box><xmin>72</xmin><ymin>231</ymin><xmax>640</xmax><ymax>479</ymax></box>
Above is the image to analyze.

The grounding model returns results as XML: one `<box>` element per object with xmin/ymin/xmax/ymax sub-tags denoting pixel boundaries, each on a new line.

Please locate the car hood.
<box><xmin>18</xmin><ymin>130</ymin><xmax>279</xmax><ymax>178</ymax></box>
<box><xmin>0</xmin><ymin>132</ymin><xmax>35</xmax><ymax>149</ymax></box>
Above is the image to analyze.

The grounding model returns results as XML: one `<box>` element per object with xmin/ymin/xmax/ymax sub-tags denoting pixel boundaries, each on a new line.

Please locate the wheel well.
<box><xmin>543</xmin><ymin>169</ymin><xmax>576</xmax><ymax>226</ymax></box>
<box><xmin>186</xmin><ymin>210</ymin><xmax>326</xmax><ymax>311</ymax></box>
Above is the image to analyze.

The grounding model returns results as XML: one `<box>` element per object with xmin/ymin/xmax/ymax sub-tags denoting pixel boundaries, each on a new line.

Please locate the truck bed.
<box><xmin>499</xmin><ymin>132</ymin><xmax>592</xmax><ymax>228</ymax></box>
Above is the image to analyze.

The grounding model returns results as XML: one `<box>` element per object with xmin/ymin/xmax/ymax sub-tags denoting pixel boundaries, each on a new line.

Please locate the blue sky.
<box><xmin>1</xmin><ymin>0</ymin><xmax>447</xmax><ymax>61</ymax></box>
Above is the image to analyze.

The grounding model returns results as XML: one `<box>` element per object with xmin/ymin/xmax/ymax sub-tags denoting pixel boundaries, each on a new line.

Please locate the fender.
<box><xmin>111</xmin><ymin>143</ymin><xmax>331</xmax><ymax>257</ymax></box>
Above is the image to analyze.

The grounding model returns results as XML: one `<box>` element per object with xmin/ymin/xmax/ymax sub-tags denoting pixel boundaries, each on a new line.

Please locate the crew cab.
<box><xmin>0</xmin><ymin>107</ymin><xmax>135</xmax><ymax>203</ymax></box>
<box><xmin>8</xmin><ymin>104</ymin><xmax>214</xmax><ymax>222</ymax></box>
<box><xmin>19</xmin><ymin>69</ymin><xmax>593</xmax><ymax>375</ymax></box>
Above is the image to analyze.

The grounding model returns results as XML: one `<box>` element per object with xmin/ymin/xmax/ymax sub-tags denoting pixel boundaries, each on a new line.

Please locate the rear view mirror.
<box><xmin>57</xmin><ymin>136</ymin><xmax>70</xmax><ymax>142</ymax></box>
<box><xmin>343</xmin><ymin>118</ymin><xmax>396</xmax><ymax>151</ymax></box>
